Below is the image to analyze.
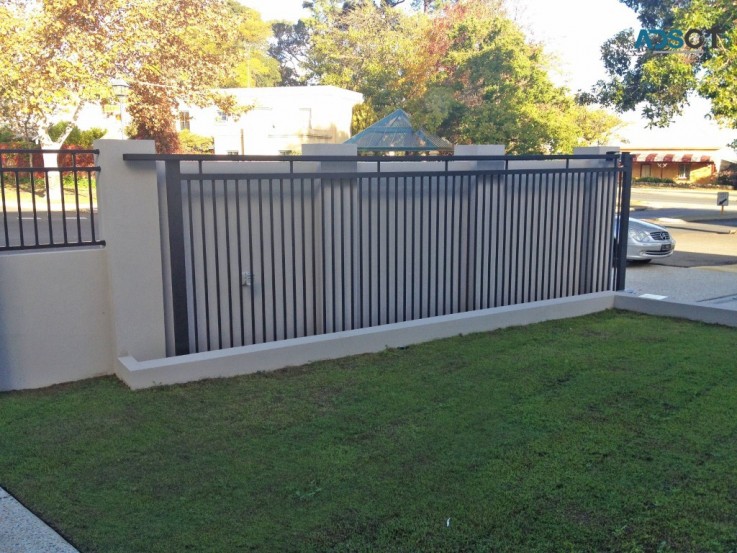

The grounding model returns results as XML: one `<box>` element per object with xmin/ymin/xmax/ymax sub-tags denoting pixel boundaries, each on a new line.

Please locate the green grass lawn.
<box><xmin>1</xmin><ymin>310</ymin><xmax>736</xmax><ymax>552</ymax></box>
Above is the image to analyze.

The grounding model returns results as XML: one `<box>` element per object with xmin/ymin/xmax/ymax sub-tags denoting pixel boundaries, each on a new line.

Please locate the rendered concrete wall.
<box><xmin>0</xmin><ymin>248</ymin><xmax>113</xmax><ymax>390</ymax></box>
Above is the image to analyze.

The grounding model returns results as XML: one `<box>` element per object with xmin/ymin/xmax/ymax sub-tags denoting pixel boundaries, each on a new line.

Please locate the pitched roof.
<box><xmin>344</xmin><ymin>109</ymin><xmax>453</xmax><ymax>152</ymax></box>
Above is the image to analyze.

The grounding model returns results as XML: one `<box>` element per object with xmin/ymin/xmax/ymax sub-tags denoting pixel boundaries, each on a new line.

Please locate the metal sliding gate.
<box><xmin>125</xmin><ymin>153</ymin><xmax>632</xmax><ymax>356</ymax></box>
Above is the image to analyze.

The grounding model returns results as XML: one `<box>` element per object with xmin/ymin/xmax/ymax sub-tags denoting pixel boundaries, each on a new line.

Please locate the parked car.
<box><xmin>619</xmin><ymin>217</ymin><xmax>676</xmax><ymax>262</ymax></box>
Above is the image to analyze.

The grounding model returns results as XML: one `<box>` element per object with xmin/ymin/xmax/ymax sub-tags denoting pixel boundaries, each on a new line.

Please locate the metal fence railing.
<box><xmin>0</xmin><ymin>149</ymin><xmax>104</xmax><ymax>251</ymax></box>
<box><xmin>126</xmin><ymin>153</ymin><xmax>632</xmax><ymax>356</ymax></box>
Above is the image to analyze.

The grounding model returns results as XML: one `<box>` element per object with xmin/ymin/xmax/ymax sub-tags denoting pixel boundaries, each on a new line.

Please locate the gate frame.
<box><xmin>125</xmin><ymin>150</ymin><xmax>632</xmax><ymax>356</ymax></box>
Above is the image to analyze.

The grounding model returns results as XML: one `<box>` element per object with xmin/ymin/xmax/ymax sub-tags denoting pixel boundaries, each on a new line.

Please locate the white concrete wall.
<box><xmin>0</xmin><ymin>248</ymin><xmax>113</xmax><ymax>390</ymax></box>
<box><xmin>0</xmin><ymin>139</ymin><xmax>172</xmax><ymax>391</ymax></box>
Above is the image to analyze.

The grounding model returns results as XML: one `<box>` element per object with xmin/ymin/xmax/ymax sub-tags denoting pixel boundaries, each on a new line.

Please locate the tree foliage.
<box><xmin>179</xmin><ymin>129</ymin><xmax>215</xmax><ymax>154</ymax></box>
<box><xmin>221</xmin><ymin>1</ymin><xmax>280</xmax><ymax>88</ymax></box>
<box><xmin>591</xmin><ymin>0</ymin><xmax>737</xmax><ymax>140</ymax></box>
<box><xmin>0</xmin><ymin>0</ymin><xmax>267</xmax><ymax>152</ymax></box>
<box><xmin>47</xmin><ymin>122</ymin><xmax>107</xmax><ymax>148</ymax></box>
<box><xmin>269</xmin><ymin>20</ymin><xmax>313</xmax><ymax>86</ymax></box>
<box><xmin>0</xmin><ymin>0</ymin><xmax>115</xmax><ymax>148</ymax></box>
<box><xmin>293</xmin><ymin>0</ymin><xmax>620</xmax><ymax>153</ymax></box>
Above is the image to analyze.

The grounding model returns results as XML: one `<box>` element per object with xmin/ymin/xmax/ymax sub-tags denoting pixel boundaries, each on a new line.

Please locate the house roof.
<box><xmin>344</xmin><ymin>109</ymin><xmax>453</xmax><ymax>152</ymax></box>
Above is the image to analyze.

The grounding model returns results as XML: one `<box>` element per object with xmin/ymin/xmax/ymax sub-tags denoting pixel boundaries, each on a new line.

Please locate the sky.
<box><xmin>240</xmin><ymin>0</ymin><xmax>737</xmax><ymax>153</ymax></box>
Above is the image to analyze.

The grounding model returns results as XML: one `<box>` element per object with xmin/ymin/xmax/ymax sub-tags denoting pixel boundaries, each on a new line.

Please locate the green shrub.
<box><xmin>47</xmin><ymin>121</ymin><xmax>107</xmax><ymax>147</ymax></box>
<box><xmin>179</xmin><ymin>130</ymin><xmax>214</xmax><ymax>154</ymax></box>
<box><xmin>717</xmin><ymin>166</ymin><xmax>737</xmax><ymax>189</ymax></box>
<box><xmin>634</xmin><ymin>176</ymin><xmax>676</xmax><ymax>184</ymax></box>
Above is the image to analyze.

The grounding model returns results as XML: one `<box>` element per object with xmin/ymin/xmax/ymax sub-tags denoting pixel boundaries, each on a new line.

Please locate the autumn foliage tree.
<box><xmin>293</xmin><ymin>0</ymin><xmax>620</xmax><ymax>153</ymax></box>
<box><xmin>0</xmin><ymin>0</ymin><xmax>262</xmax><ymax>153</ymax></box>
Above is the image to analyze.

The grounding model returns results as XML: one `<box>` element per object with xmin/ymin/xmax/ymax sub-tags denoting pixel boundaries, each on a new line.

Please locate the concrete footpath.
<box><xmin>0</xmin><ymin>488</ymin><xmax>78</xmax><ymax>553</ymax></box>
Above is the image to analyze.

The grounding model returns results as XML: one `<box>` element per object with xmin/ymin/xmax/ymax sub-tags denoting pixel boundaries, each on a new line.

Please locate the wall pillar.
<box><xmin>95</xmin><ymin>139</ymin><xmax>167</xmax><ymax>361</ymax></box>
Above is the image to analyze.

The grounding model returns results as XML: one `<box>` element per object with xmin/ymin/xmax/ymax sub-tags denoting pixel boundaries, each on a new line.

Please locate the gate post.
<box><xmin>615</xmin><ymin>152</ymin><xmax>633</xmax><ymax>291</ymax></box>
<box><xmin>163</xmin><ymin>160</ymin><xmax>190</xmax><ymax>355</ymax></box>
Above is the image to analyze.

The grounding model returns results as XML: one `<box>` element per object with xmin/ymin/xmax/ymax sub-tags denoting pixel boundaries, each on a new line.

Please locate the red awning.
<box><xmin>632</xmin><ymin>152</ymin><xmax>713</xmax><ymax>163</ymax></box>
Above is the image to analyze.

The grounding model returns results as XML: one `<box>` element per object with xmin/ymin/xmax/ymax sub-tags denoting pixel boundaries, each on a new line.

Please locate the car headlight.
<box><xmin>628</xmin><ymin>228</ymin><xmax>651</xmax><ymax>242</ymax></box>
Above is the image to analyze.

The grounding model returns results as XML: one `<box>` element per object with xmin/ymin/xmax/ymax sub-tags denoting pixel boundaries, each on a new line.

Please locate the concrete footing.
<box><xmin>116</xmin><ymin>291</ymin><xmax>736</xmax><ymax>389</ymax></box>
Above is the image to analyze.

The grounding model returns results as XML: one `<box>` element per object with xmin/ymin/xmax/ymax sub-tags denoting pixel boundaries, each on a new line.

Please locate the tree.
<box><xmin>112</xmin><ymin>0</ymin><xmax>248</xmax><ymax>153</ymax></box>
<box><xmin>0</xmin><ymin>0</ymin><xmax>253</xmax><ymax>155</ymax></box>
<box><xmin>306</xmin><ymin>0</ymin><xmax>435</xmax><ymax>115</ymax></box>
<box><xmin>297</xmin><ymin>0</ymin><xmax>620</xmax><ymax>153</ymax></box>
<box><xmin>47</xmin><ymin>123</ymin><xmax>107</xmax><ymax>149</ymax></box>
<box><xmin>590</xmin><ymin>0</ymin><xmax>737</xmax><ymax>144</ymax></box>
<box><xmin>269</xmin><ymin>20</ymin><xmax>313</xmax><ymax>86</ymax></box>
<box><xmin>0</xmin><ymin>1</ymin><xmax>115</xmax><ymax>150</ymax></box>
<box><xmin>221</xmin><ymin>2</ymin><xmax>280</xmax><ymax>88</ymax></box>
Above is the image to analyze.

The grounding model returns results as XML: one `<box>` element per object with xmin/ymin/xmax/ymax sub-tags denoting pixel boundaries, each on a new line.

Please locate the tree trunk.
<box><xmin>37</xmin><ymin>102</ymin><xmax>84</xmax><ymax>203</ymax></box>
<box><xmin>41</xmin><ymin>148</ymin><xmax>62</xmax><ymax>204</ymax></box>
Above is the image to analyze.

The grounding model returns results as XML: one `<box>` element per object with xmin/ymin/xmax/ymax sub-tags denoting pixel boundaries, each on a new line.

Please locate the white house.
<box><xmin>74</xmin><ymin>85</ymin><xmax>364</xmax><ymax>155</ymax></box>
<box><xmin>178</xmin><ymin>86</ymin><xmax>363</xmax><ymax>155</ymax></box>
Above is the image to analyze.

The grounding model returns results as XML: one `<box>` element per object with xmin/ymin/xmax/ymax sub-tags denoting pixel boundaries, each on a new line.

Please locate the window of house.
<box><xmin>678</xmin><ymin>163</ymin><xmax>690</xmax><ymax>180</ymax></box>
<box><xmin>216</xmin><ymin>111</ymin><xmax>228</xmax><ymax>123</ymax></box>
<box><xmin>179</xmin><ymin>111</ymin><xmax>191</xmax><ymax>131</ymax></box>
<box><xmin>641</xmin><ymin>163</ymin><xmax>651</xmax><ymax>178</ymax></box>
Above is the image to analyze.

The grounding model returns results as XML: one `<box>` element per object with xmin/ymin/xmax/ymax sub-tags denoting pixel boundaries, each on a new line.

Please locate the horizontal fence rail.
<box><xmin>126</xmin><ymin>153</ymin><xmax>631</xmax><ymax>356</ymax></box>
<box><xmin>0</xmin><ymin>149</ymin><xmax>103</xmax><ymax>251</ymax></box>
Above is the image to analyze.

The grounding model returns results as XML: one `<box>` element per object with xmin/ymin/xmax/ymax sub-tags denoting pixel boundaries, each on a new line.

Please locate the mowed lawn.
<box><xmin>1</xmin><ymin>310</ymin><xmax>736</xmax><ymax>552</ymax></box>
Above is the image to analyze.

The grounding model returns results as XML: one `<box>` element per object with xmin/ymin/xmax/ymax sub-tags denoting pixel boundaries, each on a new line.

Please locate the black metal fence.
<box><xmin>126</xmin><ymin>153</ymin><xmax>632</xmax><ymax>356</ymax></box>
<box><xmin>0</xmin><ymin>149</ymin><xmax>103</xmax><ymax>251</ymax></box>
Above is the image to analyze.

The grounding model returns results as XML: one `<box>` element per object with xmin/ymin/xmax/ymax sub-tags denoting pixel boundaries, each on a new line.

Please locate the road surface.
<box><xmin>627</xmin><ymin>187</ymin><xmax>737</xmax><ymax>309</ymax></box>
<box><xmin>631</xmin><ymin>187</ymin><xmax>737</xmax><ymax>223</ymax></box>
<box><xmin>1</xmin><ymin>210</ymin><xmax>99</xmax><ymax>248</ymax></box>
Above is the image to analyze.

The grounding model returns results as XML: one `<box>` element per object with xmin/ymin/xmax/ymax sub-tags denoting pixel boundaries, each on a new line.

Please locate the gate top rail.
<box><xmin>124</xmin><ymin>152</ymin><xmax>621</xmax><ymax>163</ymax></box>
<box><xmin>125</xmin><ymin>152</ymin><xmax>624</xmax><ymax>179</ymax></box>
<box><xmin>0</xmin><ymin>148</ymin><xmax>100</xmax><ymax>172</ymax></box>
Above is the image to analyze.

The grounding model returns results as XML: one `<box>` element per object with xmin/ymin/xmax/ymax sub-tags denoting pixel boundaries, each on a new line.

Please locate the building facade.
<box><xmin>628</xmin><ymin>147</ymin><xmax>720</xmax><ymax>184</ymax></box>
<box><xmin>179</xmin><ymin>86</ymin><xmax>363</xmax><ymax>155</ymax></box>
<box><xmin>73</xmin><ymin>86</ymin><xmax>363</xmax><ymax>155</ymax></box>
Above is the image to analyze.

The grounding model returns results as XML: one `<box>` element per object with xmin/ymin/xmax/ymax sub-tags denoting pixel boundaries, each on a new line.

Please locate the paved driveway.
<box><xmin>625</xmin><ymin>263</ymin><xmax>737</xmax><ymax>310</ymax></box>
<box><xmin>625</xmin><ymin>194</ymin><xmax>737</xmax><ymax>310</ymax></box>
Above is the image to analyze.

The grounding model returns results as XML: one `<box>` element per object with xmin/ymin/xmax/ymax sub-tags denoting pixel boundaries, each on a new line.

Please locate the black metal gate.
<box><xmin>125</xmin><ymin>153</ymin><xmax>632</xmax><ymax>355</ymax></box>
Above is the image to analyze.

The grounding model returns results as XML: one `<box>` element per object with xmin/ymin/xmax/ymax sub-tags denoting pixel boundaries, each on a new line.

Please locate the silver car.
<box><xmin>624</xmin><ymin>217</ymin><xmax>676</xmax><ymax>262</ymax></box>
